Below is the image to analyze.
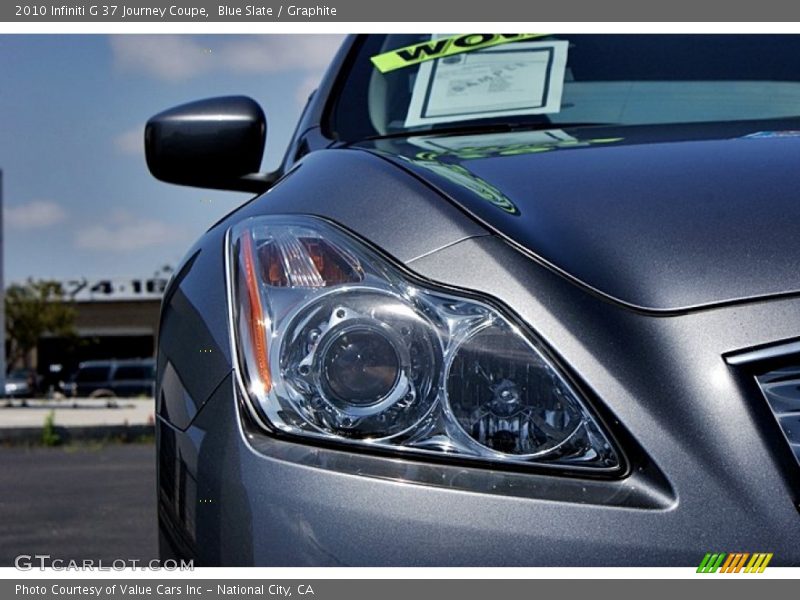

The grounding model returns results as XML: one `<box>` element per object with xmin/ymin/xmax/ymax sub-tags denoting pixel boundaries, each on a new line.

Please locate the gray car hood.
<box><xmin>356</xmin><ymin>122</ymin><xmax>800</xmax><ymax>312</ymax></box>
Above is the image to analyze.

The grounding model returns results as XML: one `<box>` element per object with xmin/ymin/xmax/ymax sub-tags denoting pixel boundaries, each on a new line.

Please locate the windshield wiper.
<box><xmin>362</xmin><ymin>122</ymin><xmax>612</xmax><ymax>142</ymax></box>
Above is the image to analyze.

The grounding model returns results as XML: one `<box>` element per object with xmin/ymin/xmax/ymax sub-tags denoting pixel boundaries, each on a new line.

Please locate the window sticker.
<box><xmin>370</xmin><ymin>33</ymin><xmax>546</xmax><ymax>74</ymax></box>
<box><xmin>404</xmin><ymin>40</ymin><xmax>569</xmax><ymax>129</ymax></box>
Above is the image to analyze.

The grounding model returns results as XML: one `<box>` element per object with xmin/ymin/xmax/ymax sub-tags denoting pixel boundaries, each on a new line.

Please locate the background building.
<box><xmin>33</xmin><ymin>275</ymin><xmax>166</xmax><ymax>384</ymax></box>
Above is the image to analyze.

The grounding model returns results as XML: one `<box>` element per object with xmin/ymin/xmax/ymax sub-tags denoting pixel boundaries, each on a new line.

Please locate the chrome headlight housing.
<box><xmin>227</xmin><ymin>215</ymin><xmax>621</xmax><ymax>472</ymax></box>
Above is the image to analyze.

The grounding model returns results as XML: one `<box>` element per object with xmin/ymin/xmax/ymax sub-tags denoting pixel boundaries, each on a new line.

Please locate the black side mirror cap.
<box><xmin>145</xmin><ymin>96</ymin><xmax>276</xmax><ymax>193</ymax></box>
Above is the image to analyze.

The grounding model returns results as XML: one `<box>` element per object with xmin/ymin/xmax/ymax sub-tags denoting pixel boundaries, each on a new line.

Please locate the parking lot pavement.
<box><xmin>0</xmin><ymin>444</ymin><xmax>158</xmax><ymax>566</ymax></box>
<box><xmin>0</xmin><ymin>398</ymin><xmax>154</xmax><ymax>428</ymax></box>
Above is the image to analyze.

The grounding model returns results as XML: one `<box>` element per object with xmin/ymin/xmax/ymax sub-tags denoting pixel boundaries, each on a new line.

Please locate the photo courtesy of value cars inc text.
<box><xmin>15</xmin><ymin>584</ymin><xmax>314</xmax><ymax>597</ymax></box>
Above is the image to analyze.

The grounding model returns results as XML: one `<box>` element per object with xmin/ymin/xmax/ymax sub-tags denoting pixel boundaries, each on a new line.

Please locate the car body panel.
<box><xmin>158</xmin><ymin>233</ymin><xmax>800</xmax><ymax>566</ymax></box>
<box><xmin>154</xmin><ymin>34</ymin><xmax>800</xmax><ymax>566</ymax></box>
<box><xmin>355</xmin><ymin>121</ymin><xmax>800</xmax><ymax>312</ymax></box>
<box><xmin>156</xmin><ymin>148</ymin><xmax>487</xmax><ymax>432</ymax></box>
<box><xmin>4</xmin><ymin>382</ymin><xmax>31</xmax><ymax>397</ymax></box>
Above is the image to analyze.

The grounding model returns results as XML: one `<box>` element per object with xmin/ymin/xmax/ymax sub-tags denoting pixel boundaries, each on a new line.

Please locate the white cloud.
<box><xmin>75</xmin><ymin>210</ymin><xmax>188</xmax><ymax>252</ymax></box>
<box><xmin>114</xmin><ymin>126</ymin><xmax>144</xmax><ymax>155</ymax></box>
<box><xmin>215</xmin><ymin>35</ymin><xmax>343</xmax><ymax>73</ymax></box>
<box><xmin>109</xmin><ymin>35</ymin><xmax>211</xmax><ymax>81</ymax></box>
<box><xmin>109</xmin><ymin>35</ymin><xmax>344</xmax><ymax>82</ymax></box>
<box><xmin>5</xmin><ymin>200</ymin><xmax>67</xmax><ymax>230</ymax></box>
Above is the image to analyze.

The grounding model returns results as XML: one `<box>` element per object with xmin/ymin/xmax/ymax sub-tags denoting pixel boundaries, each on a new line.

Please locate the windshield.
<box><xmin>329</xmin><ymin>34</ymin><xmax>800</xmax><ymax>141</ymax></box>
<box><xmin>7</xmin><ymin>369</ymin><xmax>31</xmax><ymax>380</ymax></box>
<box><xmin>112</xmin><ymin>364</ymin><xmax>155</xmax><ymax>381</ymax></box>
<box><xmin>75</xmin><ymin>366</ymin><xmax>110</xmax><ymax>383</ymax></box>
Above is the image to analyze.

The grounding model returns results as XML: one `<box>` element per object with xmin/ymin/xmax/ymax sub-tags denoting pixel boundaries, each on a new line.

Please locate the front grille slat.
<box><xmin>760</xmin><ymin>382</ymin><xmax>800</xmax><ymax>414</ymax></box>
<box><xmin>756</xmin><ymin>365</ymin><xmax>800</xmax><ymax>464</ymax></box>
<box><xmin>790</xmin><ymin>443</ymin><xmax>800</xmax><ymax>462</ymax></box>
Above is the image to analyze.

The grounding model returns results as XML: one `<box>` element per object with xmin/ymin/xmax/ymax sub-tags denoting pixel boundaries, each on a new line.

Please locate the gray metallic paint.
<box><xmin>157</xmin><ymin>231</ymin><xmax>800</xmax><ymax>565</ymax></box>
<box><xmin>155</xmin><ymin>34</ymin><xmax>800</xmax><ymax>566</ymax></box>
<box><xmin>155</xmin><ymin>147</ymin><xmax>487</xmax><ymax>430</ymax></box>
<box><xmin>358</xmin><ymin>123</ymin><xmax>800</xmax><ymax>312</ymax></box>
<box><xmin>157</xmin><ymin>182</ymin><xmax>800</xmax><ymax>565</ymax></box>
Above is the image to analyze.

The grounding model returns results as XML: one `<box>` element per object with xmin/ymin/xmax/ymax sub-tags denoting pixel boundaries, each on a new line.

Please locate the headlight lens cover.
<box><xmin>228</xmin><ymin>215</ymin><xmax>620</xmax><ymax>472</ymax></box>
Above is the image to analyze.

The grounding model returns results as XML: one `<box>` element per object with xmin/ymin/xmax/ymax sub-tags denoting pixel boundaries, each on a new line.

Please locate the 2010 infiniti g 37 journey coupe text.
<box><xmin>147</xmin><ymin>34</ymin><xmax>800</xmax><ymax>566</ymax></box>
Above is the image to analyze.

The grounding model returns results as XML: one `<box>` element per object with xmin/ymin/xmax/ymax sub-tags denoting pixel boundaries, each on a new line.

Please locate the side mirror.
<box><xmin>145</xmin><ymin>96</ymin><xmax>276</xmax><ymax>193</ymax></box>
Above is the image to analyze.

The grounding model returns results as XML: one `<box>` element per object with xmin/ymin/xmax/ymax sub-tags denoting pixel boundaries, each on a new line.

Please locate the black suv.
<box><xmin>67</xmin><ymin>358</ymin><xmax>155</xmax><ymax>398</ymax></box>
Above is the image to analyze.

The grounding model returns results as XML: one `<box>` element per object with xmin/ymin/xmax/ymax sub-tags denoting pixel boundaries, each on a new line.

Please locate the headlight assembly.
<box><xmin>227</xmin><ymin>215</ymin><xmax>621</xmax><ymax>473</ymax></box>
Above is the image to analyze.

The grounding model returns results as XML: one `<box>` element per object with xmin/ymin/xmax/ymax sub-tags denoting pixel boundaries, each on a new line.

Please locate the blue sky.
<box><xmin>0</xmin><ymin>34</ymin><xmax>344</xmax><ymax>284</ymax></box>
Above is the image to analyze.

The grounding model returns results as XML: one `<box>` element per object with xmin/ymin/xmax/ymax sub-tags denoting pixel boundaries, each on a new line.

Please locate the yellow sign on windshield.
<box><xmin>370</xmin><ymin>33</ymin><xmax>546</xmax><ymax>73</ymax></box>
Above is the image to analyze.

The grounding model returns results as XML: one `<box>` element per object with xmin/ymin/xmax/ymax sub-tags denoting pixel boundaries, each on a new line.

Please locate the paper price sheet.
<box><xmin>405</xmin><ymin>39</ymin><xmax>569</xmax><ymax>128</ymax></box>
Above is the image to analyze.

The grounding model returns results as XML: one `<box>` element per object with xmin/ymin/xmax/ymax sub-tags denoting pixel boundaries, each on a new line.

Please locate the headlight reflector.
<box><xmin>228</xmin><ymin>216</ymin><xmax>620</xmax><ymax>472</ymax></box>
<box><xmin>279</xmin><ymin>290</ymin><xmax>441</xmax><ymax>438</ymax></box>
<box><xmin>446</xmin><ymin>323</ymin><xmax>584</xmax><ymax>456</ymax></box>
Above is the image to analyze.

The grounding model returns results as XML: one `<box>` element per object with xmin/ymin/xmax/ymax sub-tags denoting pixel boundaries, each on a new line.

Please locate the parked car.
<box><xmin>149</xmin><ymin>34</ymin><xmax>800</xmax><ymax>566</ymax></box>
<box><xmin>4</xmin><ymin>368</ymin><xmax>39</xmax><ymax>398</ymax></box>
<box><xmin>67</xmin><ymin>358</ymin><xmax>155</xmax><ymax>398</ymax></box>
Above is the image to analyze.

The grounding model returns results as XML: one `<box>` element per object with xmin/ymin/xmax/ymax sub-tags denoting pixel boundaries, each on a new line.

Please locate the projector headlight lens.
<box><xmin>228</xmin><ymin>215</ymin><xmax>620</xmax><ymax>472</ymax></box>
<box><xmin>321</xmin><ymin>325</ymin><xmax>400</xmax><ymax>405</ymax></box>
<box><xmin>278</xmin><ymin>291</ymin><xmax>440</xmax><ymax>439</ymax></box>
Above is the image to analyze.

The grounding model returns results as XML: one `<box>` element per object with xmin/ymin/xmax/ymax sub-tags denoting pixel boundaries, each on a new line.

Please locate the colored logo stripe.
<box><xmin>697</xmin><ymin>552</ymin><xmax>773</xmax><ymax>573</ymax></box>
<box><xmin>745</xmin><ymin>553</ymin><xmax>773</xmax><ymax>573</ymax></box>
<box><xmin>720</xmin><ymin>553</ymin><xmax>749</xmax><ymax>573</ymax></box>
<box><xmin>697</xmin><ymin>553</ymin><xmax>726</xmax><ymax>573</ymax></box>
